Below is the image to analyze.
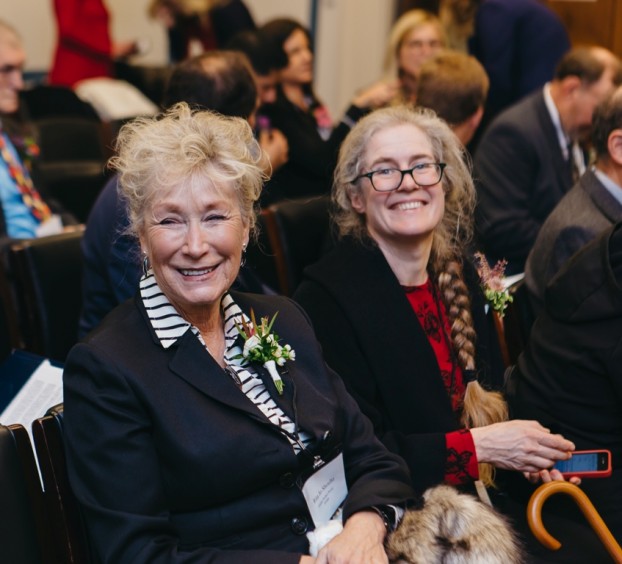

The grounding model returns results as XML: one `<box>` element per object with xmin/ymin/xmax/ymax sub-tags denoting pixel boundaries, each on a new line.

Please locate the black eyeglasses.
<box><xmin>352</xmin><ymin>162</ymin><xmax>446</xmax><ymax>192</ymax></box>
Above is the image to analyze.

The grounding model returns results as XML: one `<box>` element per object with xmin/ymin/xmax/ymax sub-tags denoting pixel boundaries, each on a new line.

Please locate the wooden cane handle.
<box><xmin>527</xmin><ymin>481</ymin><xmax>622</xmax><ymax>562</ymax></box>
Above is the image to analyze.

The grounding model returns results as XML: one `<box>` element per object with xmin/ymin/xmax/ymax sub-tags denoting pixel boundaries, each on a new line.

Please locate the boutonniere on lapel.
<box><xmin>235</xmin><ymin>309</ymin><xmax>296</xmax><ymax>395</ymax></box>
<box><xmin>474</xmin><ymin>252</ymin><xmax>513</xmax><ymax>318</ymax></box>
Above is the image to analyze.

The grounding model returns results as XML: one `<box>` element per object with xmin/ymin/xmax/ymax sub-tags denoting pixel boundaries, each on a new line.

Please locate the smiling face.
<box><xmin>139</xmin><ymin>177</ymin><xmax>249</xmax><ymax>326</ymax></box>
<box><xmin>0</xmin><ymin>30</ymin><xmax>25</xmax><ymax>115</ymax></box>
<box><xmin>280</xmin><ymin>28</ymin><xmax>313</xmax><ymax>86</ymax></box>
<box><xmin>350</xmin><ymin>124</ymin><xmax>445</xmax><ymax>253</ymax></box>
<box><xmin>398</xmin><ymin>23</ymin><xmax>444</xmax><ymax>79</ymax></box>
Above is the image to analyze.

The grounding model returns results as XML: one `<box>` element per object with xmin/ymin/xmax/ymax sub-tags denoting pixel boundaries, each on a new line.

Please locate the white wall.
<box><xmin>4</xmin><ymin>0</ymin><xmax>394</xmax><ymax>118</ymax></box>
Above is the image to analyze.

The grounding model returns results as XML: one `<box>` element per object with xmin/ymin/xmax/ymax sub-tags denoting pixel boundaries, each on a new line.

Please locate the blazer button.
<box><xmin>279</xmin><ymin>472</ymin><xmax>296</xmax><ymax>489</ymax></box>
<box><xmin>290</xmin><ymin>516</ymin><xmax>309</xmax><ymax>535</ymax></box>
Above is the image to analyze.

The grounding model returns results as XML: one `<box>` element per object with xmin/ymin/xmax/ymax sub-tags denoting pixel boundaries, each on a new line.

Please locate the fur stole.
<box><xmin>308</xmin><ymin>484</ymin><xmax>523</xmax><ymax>563</ymax></box>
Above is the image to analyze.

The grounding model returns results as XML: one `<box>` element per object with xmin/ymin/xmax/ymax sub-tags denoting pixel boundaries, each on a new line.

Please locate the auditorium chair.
<box><xmin>34</xmin><ymin>117</ymin><xmax>110</xmax><ymax>222</ymax></box>
<box><xmin>0</xmin><ymin>422</ymin><xmax>51</xmax><ymax>564</ymax></box>
<box><xmin>261</xmin><ymin>195</ymin><xmax>332</xmax><ymax>296</ymax></box>
<box><xmin>7</xmin><ymin>229</ymin><xmax>84</xmax><ymax>362</ymax></box>
<box><xmin>32</xmin><ymin>404</ymin><xmax>90</xmax><ymax>564</ymax></box>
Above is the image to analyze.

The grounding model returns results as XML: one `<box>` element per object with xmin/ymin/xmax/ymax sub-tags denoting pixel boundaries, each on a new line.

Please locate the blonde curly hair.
<box><xmin>110</xmin><ymin>102</ymin><xmax>266</xmax><ymax>240</ymax></box>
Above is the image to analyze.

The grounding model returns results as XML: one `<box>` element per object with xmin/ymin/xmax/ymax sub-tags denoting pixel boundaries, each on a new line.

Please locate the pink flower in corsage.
<box><xmin>236</xmin><ymin>309</ymin><xmax>296</xmax><ymax>395</ymax></box>
<box><xmin>473</xmin><ymin>252</ymin><xmax>513</xmax><ymax>318</ymax></box>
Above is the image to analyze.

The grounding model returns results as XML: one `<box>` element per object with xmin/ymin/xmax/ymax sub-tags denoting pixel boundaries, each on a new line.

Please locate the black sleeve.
<box><xmin>293</xmin><ymin>281</ymin><xmax>448</xmax><ymax>492</ymax></box>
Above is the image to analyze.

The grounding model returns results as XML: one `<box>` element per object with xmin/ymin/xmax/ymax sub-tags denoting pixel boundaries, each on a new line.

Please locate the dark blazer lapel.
<box><xmin>307</xmin><ymin>240</ymin><xmax>454</xmax><ymax>418</ymax></box>
<box><xmin>533</xmin><ymin>92</ymin><xmax>573</xmax><ymax>191</ymax></box>
<box><xmin>252</xmin><ymin>361</ymin><xmax>297</xmax><ymax>422</ymax></box>
<box><xmin>284</xmin><ymin>361</ymin><xmax>335</xmax><ymax>440</ymax></box>
<box><xmin>169</xmin><ymin>330</ymin><xmax>271</xmax><ymax>425</ymax></box>
<box><xmin>135</xmin><ymin>291</ymin><xmax>285</xmax><ymax>426</ymax></box>
<box><xmin>246</xmin><ymin>348</ymin><xmax>335</xmax><ymax>440</ymax></box>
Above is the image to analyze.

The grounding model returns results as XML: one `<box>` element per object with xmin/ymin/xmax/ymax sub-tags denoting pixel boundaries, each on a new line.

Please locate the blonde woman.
<box><xmin>384</xmin><ymin>10</ymin><xmax>446</xmax><ymax>104</ymax></box>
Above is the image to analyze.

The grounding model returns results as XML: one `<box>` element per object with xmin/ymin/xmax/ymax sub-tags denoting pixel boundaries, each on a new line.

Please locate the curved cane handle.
<box><xmin>527</xmin><ymin>481</ymin><xmax>622</xmax><ymax>562</ymax></box>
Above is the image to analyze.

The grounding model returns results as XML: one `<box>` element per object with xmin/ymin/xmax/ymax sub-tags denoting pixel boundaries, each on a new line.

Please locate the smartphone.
<box><xmin>553</xmin><ymin>449</ymin><xmax>612</xmax><ymax>479</ymax></box>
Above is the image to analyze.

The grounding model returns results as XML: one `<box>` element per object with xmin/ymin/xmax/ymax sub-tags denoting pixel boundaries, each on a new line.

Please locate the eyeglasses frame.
<box><xmin>351</xmin><ymin>162</ymin><xmax>447</xmax><ymax>192</ymax></box>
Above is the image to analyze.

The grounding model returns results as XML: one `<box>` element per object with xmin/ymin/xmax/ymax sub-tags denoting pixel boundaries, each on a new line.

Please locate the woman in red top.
<box><xmin>49</xmin><ymin>0</ymin><xmax>136</xmax><ymax>87</ymax></box>
<box><xmin>294</xmin><ymin>106</ymin><xmax>576</xmax><ymax>490</ymax></box>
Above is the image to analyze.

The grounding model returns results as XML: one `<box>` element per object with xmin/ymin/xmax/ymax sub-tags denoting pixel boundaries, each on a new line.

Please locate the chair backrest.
<box><xmin>32</xmin><ymin>404</ymin><xmax>90</xmax><ymax>564</ymax></box>
<box><xmin>0</xmin><ymin>268</ymin><xmax>17</xmax><ymax>359</ymax></box>
<box><xmin>20</xmin><ymin>85</ymin><xmax>100</xmax><ymax>122</ymax></box>
<box><xmin>0</xmin><ymin>423</ymin><xmax>50</xmax><ymax>564</ymax></box>
<box><xmin>35</xmin><ymin>117</ymin><xmax>107</xmax><ymax>164</ymax></box>
<box><xmin>9</xmin><ymin>229</ymin><xmax>84</xmax><ymax>362</ymax></box>
<box><xmin>34</xmin><ymin>117</ymin><xmax>110</xmax><ymax>222</ymax></box>
<box><xmin>262</xmin><ymin>195</ymin><xmax>332</xmax><ymax>296</ymax></box>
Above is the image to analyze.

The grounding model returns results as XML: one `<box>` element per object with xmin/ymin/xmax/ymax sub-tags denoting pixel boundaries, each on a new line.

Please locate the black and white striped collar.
<box><xmin>140</xmin><ymin>272</ymin><xmax>248</xmax><ymax>355</ymax></box>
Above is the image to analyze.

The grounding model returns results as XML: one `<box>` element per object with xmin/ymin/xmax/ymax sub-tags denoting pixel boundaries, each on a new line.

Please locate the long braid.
<box><xmin>436</xmin><ymin>258</ymin><xmax>508</xmax><ymax>486</ymax></box>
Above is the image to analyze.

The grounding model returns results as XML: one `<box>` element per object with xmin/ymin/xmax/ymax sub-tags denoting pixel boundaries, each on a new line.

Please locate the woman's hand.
<box><xmin>470</xmin><ymin>420</ymin><xmax>575</xmax><ymax>473</ymax></box>
<box><xmin>524</xmin><ymin>467</ymin><xmax>582</xmax><ymax>486</ymax></box>
<box><xmin>259</xmin><ymin>128</ymin><xmax>289</xmax><ymax>173</ymax></box>
<box><xmin>315</xmin><ymin>511</ymin><xmax>388</xmax><ymax>564</ymax></box>
<box><xmin>352</xmin><ymin>80</ymin><xmax>400</xmax><ymax>110</ymax></box>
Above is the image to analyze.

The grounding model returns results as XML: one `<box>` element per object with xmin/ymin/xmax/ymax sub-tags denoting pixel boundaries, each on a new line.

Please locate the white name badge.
<box><xmin>301</xmin><ymin>453</ymin><xmax>348</xmax><ymax>527</ymax></box>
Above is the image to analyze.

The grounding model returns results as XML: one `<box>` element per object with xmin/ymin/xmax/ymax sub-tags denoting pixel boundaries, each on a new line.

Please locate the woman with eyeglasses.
<box><xmin>294</xmin><ymin>105</ymin><xmax>578</xmax><ymax>499</ymax></box>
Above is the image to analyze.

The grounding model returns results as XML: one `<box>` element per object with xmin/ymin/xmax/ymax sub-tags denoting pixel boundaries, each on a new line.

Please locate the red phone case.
<box><xmin>555</xmin><ymin>449</ymin><xmax>612</xmax><ymax>479</ymax></box>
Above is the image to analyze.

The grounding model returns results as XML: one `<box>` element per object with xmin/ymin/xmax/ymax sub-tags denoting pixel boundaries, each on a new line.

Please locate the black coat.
<box><xmin>293</xmin><ymin>238</ymin><xmax>504</xmax><ymax>492</ymax></box>
<box><xmin>507</xmin><ymin>223</ymin><xmax>622</xmax><ymax>538</ymax></box>
<box><xmin>63</xmin><ymin>291</ymin><xmax>414</xmax><ymax>564</ymax></box>
<box><xmin>260</xmin><ymin>90</ymin><xmax>367</xmax><ymax>205</ymax></box>
<box><xmin>474</xmin><ymin>89</ymin><xmax>575</xmax><ymax>271</ymax></box>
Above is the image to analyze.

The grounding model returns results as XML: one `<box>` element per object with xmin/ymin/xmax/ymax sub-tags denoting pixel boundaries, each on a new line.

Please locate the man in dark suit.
<box><xmin>526</xmin><ymin>85</ymin><xmax>622</xmax><ymax>314</ymax></box>
<box><xmin>474</xmin><ymin>46</ymin><xmax>622</xmax><ymax>273</ymax></box>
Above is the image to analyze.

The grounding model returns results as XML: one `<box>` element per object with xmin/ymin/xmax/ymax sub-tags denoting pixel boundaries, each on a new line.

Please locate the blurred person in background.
<box><xmin>0</xmin><ymin>19</ymin><xmax>76</xmax><ymax>239</ymax></box>
<box><xmin>384</xmin><ymin>9</ymin><xmax>446</xmax><ymax>105</ymax></box>
<box><xmin>227</xmin><ymin>28</ymin><xmax>289</xmax><ymax>174</ymax></box>
<box><xmin>49</xmin><ymin>0</ymin><xmax>138</xmax><ymax>87</ymax></box>
<box><xmin>415</xmin><ymin>49</ymin><xmax>489</xmax><ymax>147</ymax></box>
<box><xmin>525</xmin><ymin>85</ymin><xmax>622</xmax><ymax>314</ymax></box>
<box><xmin>260</xmin><ymin>18</ymin><xmax>397</xmax><ymax>205</ymax></box>
<box><xmin>149</xmin><ymin>0</ymin><xmax>255</xmax><ymax>63</ymax></box>
<box><xmin>474</xmin><ymin>46</ymin><xmax>622</xmax><ymax>274</ymax></box>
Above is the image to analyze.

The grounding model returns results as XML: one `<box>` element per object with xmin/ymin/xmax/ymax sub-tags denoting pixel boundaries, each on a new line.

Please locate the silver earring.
<box><xmin>142</xmin><ymin>254</ymin><xmax>151</xmax><ymax>276</ymax></box>
<box><xmin>240</xmin><ymin>245</ymin><xmax>247</xmax><ymax>268</ymax></box>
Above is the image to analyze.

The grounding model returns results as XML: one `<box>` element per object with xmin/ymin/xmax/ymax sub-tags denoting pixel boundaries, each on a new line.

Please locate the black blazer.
<box><xmin>474</xmin><ymin>89</ymin><xmax>575</xmax><ymax>271</ymax></box>
<box><xmin>63</xmin><ymin>291</ymin><xmax>413</xmax><ymax>564</ymax></box>
<box><xmin>507</xmin><ymin>224</ymin><xmax>622</xmax><ymax>537</ymax></box>
<box><xmin>293</xmin><ymin>238</ymin><xmax>504</xmax><ymax>492</ymax></box>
